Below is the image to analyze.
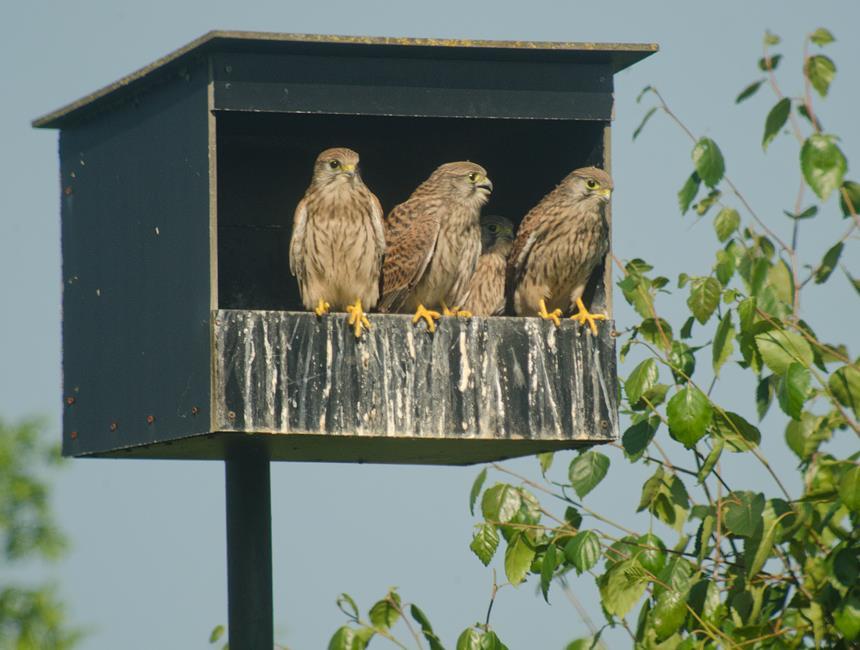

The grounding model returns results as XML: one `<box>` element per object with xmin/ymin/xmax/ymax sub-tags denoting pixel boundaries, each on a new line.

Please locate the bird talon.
<box><xmin>537</xmin><ymin>299</ymin><xmax>563</xmax><ymax>327</ymax></box>
<box><xmin>314</xmin><ymin>298</ymin><xmax>331</xmax><ymax>317</ymax></box>
<box><xmin>570</xmin><ymin>298</ymin><xmax>607</xmax><ymax>335</ymax></box>
<box><xmin>346</xmin><ymin>299</ymin><xmax>371</xmax><ymax>338</ymax></box>
<box><xmin>441</xmin><ymin>303</ymin><xmax>472</xmax><ymax>319</ymax></box>
<box><xmin>412</xmin><ymin>304</ymin><xmax>441</xmax><ymax>333</ymax></box>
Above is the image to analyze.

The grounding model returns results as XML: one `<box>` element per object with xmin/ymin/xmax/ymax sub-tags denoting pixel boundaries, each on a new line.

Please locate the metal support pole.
<box><xmin>226</xmin><ymin>446</ymin><xmax>273</xmax><ymax>649</ymax></box>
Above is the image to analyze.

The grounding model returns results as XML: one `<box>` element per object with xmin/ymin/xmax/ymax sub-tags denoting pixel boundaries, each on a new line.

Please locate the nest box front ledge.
<box><xmin>212</xmin><ymin>309</ymin><xmax>618</xmax><ymax>464</ymax></box>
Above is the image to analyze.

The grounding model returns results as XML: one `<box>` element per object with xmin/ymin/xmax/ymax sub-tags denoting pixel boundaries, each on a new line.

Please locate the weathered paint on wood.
<box><xmin>212</xmin><ymin>310</ymin><xmax>618</xmax><ymax>463</ymax></box>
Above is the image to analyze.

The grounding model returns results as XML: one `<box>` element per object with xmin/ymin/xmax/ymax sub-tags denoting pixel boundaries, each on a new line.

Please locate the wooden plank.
<box><xmin>211</xmin><ymin>310</ymin><xmax>618</xmax><ymax>464</ymax></box>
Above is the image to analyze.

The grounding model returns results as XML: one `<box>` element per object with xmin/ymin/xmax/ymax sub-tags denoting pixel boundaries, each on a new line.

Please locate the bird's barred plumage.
<box><xmin>379</xmin><ymin>162</ymin><xmax>492</xmax><ymax>313</ymax></box>
<box><xmin>462</xmin><ymin>215</ymin><xmax>514</xmax><ymax>317</ymax></box>
<box><xmin>289</xmin><ymin>147</ymin><xmax>385</xmax><ymax>312</ymax></box>
<box><xmin>508</xmin><ymin>166</ymin><xmax>613</xmax><ymax>318</ymax></box>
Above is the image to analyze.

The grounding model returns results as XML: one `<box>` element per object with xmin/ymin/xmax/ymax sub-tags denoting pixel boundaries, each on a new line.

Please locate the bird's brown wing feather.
<box><xmin>378</xmin><ymin>205</ymin><xmax>441</xmax><ymax>312</ymax></box>
<box><xmin>506</xmin><ymin>195</ymin><xmax>555</xmax><ymax>296</ymax></box>
<box><xmin>289</xmin><ymin>195</ymin><xmax>309</xmax><ymax>283</ymax></box>
<box><xmin>369</xmin><ymin>191</ymin><xmax>386</xmax><ymax>266</ymax></box>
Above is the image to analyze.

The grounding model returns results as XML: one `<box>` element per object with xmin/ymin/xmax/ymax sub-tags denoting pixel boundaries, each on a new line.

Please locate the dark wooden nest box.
<box><xmin>34</xmin><ymin>31</ymin><xmax>657</xmax><ymax>464</ymax></box>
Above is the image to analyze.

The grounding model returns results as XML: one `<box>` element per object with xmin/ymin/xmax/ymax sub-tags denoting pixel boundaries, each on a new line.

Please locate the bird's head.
<box><xmin>313</xmin><ymin>147</ymin><xmax>362</xmax><ymax>186</ymax></box>
<box><xmin>480</xmin><ymin>214</ymin><xmax>515</xmax><ymax>252</ymax></box>
<box><xmin>432</xmin><ymin>161</ymin><xmax>493</xmax><ymax>207</ymax></box>
<box><xmin>564</xmin><ymin>167</ymin><xmax>614</xmax><ymax>204</ymax></box>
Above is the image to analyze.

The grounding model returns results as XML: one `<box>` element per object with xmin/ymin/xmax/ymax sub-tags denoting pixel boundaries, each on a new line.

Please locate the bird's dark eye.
<box><xmin>468</xmin><ymin>172</ymin><xmax>478</xmax><ymax>182</ymax></box>
<box><xmin>329</xmin><ymin>160</ymin><xmax>340</xmax><ymax>169</ymax></box>
<box><xmin>488</xmin><ymin>224</ymin><xmax>498</xmax><ymax>233</ymax></box>
<box><xmin>586</xmin><ymin>179</ymin><xmax>599</xmax><ymax>190</ymax></box>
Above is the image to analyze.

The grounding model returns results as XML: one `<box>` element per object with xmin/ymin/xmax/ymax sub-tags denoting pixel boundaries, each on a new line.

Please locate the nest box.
<box><xmin>35</xmin><ymin>31</ymin><xmax>657</xmax><ymax>464</ymax></box>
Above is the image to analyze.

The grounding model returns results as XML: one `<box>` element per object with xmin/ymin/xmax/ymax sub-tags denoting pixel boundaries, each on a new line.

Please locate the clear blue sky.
<box><xmin>2</xmin><ymin>1</ymin><xmax>858</xmax><ymax>648</ymax></box>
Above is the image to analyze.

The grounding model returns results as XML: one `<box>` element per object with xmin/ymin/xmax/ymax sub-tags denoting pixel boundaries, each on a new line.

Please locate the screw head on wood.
<box><xmin>146</xmin><ymin>415</ymin><xmax>155</xmax><ymax>425</ymax></box>
<box><xmin>70</xmin><ymin>431</ymin><xmax>78</xmax><ymax>440</ymax></box>
<box><xmin>227</xmin><ymin>411</ymin><xmax>237</xmax><ymax>421</ymax></box>
<box><xmin>109</xmin><ymin>421</ymin><xmax>118</xmax><ymax>432</ymax></box>
<box><xmin>191</xmin><ymin>406</ymin><xmax>200</xmax><ymax>416</ymax></box>
<box><xmin>65</xmin><ymin>396</ymin><xmax>76</xmax><ymax>406</ymax></box>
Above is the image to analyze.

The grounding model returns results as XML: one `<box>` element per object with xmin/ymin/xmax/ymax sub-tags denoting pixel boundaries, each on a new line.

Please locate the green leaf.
<box><xmin>694</xmin><ymin>189</ymin><xmax>721</xmax><ymax>216</ymax></box>
<box><xmin>504</xmin><ymin>532</ymin><xmax>535</xmax><ymax>586</ymax></box>
<box><xmin>758</xmin><ymin>54</ymin><xmax>782</xmax><ymax>71</ymax></box>
<box><xmin>798</xmin><ymin>103</ymin><xmax>823</xmax><ymax>130</ymax></box>
<box><xmin>565</xmin><ymin>530</ymin><xmax>600</xmax><ymax>574</ymax></box>
<box><xmin>714</xmin><ymin>208</ymin><xmax>740</xmax><ymax>242</ymax></box>
<box><xmin>767</xmin><ymin>259</ymin><xmax>793</xmax><ymax>307</ymax></box>
<box><xmin>564</xmin><ymin>506</ymin><xmax>583</xmax><ymax>529</ymax></box>
<box><xmin>846</xmin><ymin>268</ymin><xmax>860</xmax><ymax>296</ymax></box>
<box><xmin>410</xmin><ymin>605</ymin><xmax>444</xmax><ymax>650</ymax></box>
<box><xmin>209</xmin><ymin>625</ymin><xmax>225</xmax><ymax>643</ymax></box>
<box><xmin>680</xmin><ymin>316</ymin><xmax>695</xmax><ymax>339</ymax></box>
<box><xmin>829</xmin><ymin>364</ymin><xmax>860</xmax><ymax>418</ymax></box>
<box><xmin>776</xmin><ymin>362</ymin><xmax>810</xmax><ymax>420</ymax></box>
<box><xmin>369</xmin><ymin>591</ymin><xmax>401</xmax><ymax>630</ymax></box>
<box><xmin>669</xmin><ymin>341</ymin><xmax>696</xmax><ymax>384</ymax></box>
<box><xmin>762</xmin><ymin>98</ymin><xmax>791</xmax><ymax>151</ymax></box>
<box><xmin>763</xmin><ymin>30</ymin><xmax>781</xmax><ymax>46</ymax></box>
<box><xmin>470</xmin><ymin>523</ymin><xmax>499</xmax><ymax>566</ymax></box>
<box><xmin>754</xmin><ymin>329</ymin><xmax>814</xmax><ymax>374</ymax></box>
<box><xmin>328</xmin><ymin>626</ymin><xmax>369</xmax><ymax>650</ymax></box>
<box><xmin>712</xmin><ymin>310</ymin><xmax>735</xmax><ymax>376</ymax></box>
<box><xmin>337</xmin><ymin>593</ymin><xmax>361</xmax><ymax>621</ymax></box>
<box><xmin>635</xmin><ymin>533</ymin><xmax>667</xmax><ymax>576</ymax></box>
<box><xmin>651</xmin><ymin>588</ymin><xmax>688</xmax><ymax>641</ymax></box>
<box><xmin>724</xmin><ymin>491</ymin><xmax>765</xmax><ymax>537</ymax></box>
<box><xmin>783</xmin><ymin>205</ymin><xmax>818</xmax><ymax>220</ymax></box>
<box><xmin>457</xmin><ymin>628</ymin><xmax>508</xmax><ymax>650</ymax></box>
<box><xmin>633</xmin><ymin>106</ymin><xmax>657</xmax><ymax>140</ymax></box>
<box><xmin>540</xmin><ymin>543</ymin><xmax>557</xmax><ymax>602</ymax></box>
<box><xmin>801</xmin><ymin>134</ymin><xmax>847</xmax><ymax>201</ymax></box>
<box><xmin>625</xmin><ymin>359</ymin><xmax>658</xmax><ymax>404</ymax></box>
<box><xmin>621</xmin><ymin>418</ymin><xmax>658</xmax><ymax>461</ymax></box>
<box><xmin>715</xmin><ymin>249</ymin><xmax>736</xmax><ymax>286</ymax></box>
<box><xmin>833</xmin><ymin>594</ymin><xmax>860</xmax><ymax>641</ymax></box>
<box><xmin>692</xmin><ymin>138</ymin><xmax>725</xmax><ymax>187</ymax></box>
<box><xmin>678</xmin><ymin>172</ymin><xmax>701</xmax><ymax>215</ymax></box>
<box><xmin>637</xmin><ymin>467</ymin><xmax>665</xmax><ymax>512</ymax></box>
<box><xmin>537</xmin><ymin>452</ymin><xmax>554</xmax><ymax>476</ymax></box>
<box><xmin>569</xmin><ymin>451</ymin><xmax>610</xmax><ymax>498</ymax></box>
<box><xmin>736</xmin><ymin>79</ymin><xmax>765</xmax><ymax>103</ymax></box>
<box><xmin>598</xmin><ymin>559</ymin><xmax>648</xmax><ymax>618</ymax></box>
<box><xmin>755</xmin><ymin>375</ymin><xmax>775</xmax><ymax>420</ymax></box>
<box><xmin>712</xmin><ymin>410</ymin><xmax>761</xmax><ymax>452</ymax></box>
<box><xmin>814</xmin><ymin>242</ymin><xmax>844</xmax><ymax>284</ymax></box>
<box><xmin>810</xmin><ymin>28</ymin><xmax>835</xmax><ymax>46</ymax></box>
<box><xmin>839</xmin><ymin>465</ymin><xmax>860</xmax><ymax>513</ymax></box>
<box><xmin>687</xmin><ymin>277</ymin><xmax>721</xmax><ymax>324</ymax></box>
<box><xmin>638</xmin><ymin>318</ymin><xmax>673</xmax><ymax>347</ymax></box>
<box><xmin>697</xmin><ymin>439</ymin><xmax>724</xmax><ymax>484</ymax></box>
<box><xmin>469</xmin><ymin>468</ymin><xmax>487</xmax><ymax>515</ymax></box>
<box><xmin>667</xmin><ymin>386</ymin><xmax>713</xmax><ymax>447</ymax></box>
<box><xmin>636</xmin><ymin>85</ymin><xmax>654</xmax><ymax>103</ymax></box>
<box><xmin>839</xmin><ymin>180</ymin><xmax>860</xmax><ymax>216</ymax></box>
<box><xmin>746</xmin><ymin>514</ymin><xmax>780</xmax><ymax>578</ymax></box>
<box><xmin>805</xmin><ymin>55</ymin><xmax>836</xmax><ymax>96</ymax></box>
<box><xmin>785</xmin><ymin>413</ymin><xmax>829</xmax><ymax>460</ymax></box>
<box><xmin>481</xmin><ymin>484</ymin><xmax>521</xmax><ymax>523</ymax></box>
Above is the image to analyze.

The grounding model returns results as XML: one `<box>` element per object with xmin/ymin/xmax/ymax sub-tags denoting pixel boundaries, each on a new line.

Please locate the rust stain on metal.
<box><xmin>65</xmin><ymin>396</ymin><xmax>76</xmax><ymax>406</ymax></box>
<box><xmin>70</xmin><ymin>431</ymin><xmax>78</xmax><ymax>440</ymax></box>
<box><xmin>146</xmin><ymin>415</ymin><xmax>156</xmax><ymax>425</ymax></box>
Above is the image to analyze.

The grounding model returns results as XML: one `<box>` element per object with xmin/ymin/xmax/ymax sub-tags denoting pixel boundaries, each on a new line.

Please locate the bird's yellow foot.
<box><xmin>570</xmin><ymin>297</ymin><xmax>607</xmax><ymax>335</ymax></box>
<box><xmin>537</xmin><ymin>299</ymin><xmax>563</xmax><ymax>327</ymax></box>
<box><xmin>412</xmin><ymin>304</ymin><xmax>442</xmax><ymax>333</ymax></box>
<box><xmin>441</xmin><ymin>303</ymin><xmax>473</xmax><ymax>318</ymax></box>
<box><xmin>314</xmin><ymin>298</ymin><xmax>331</xmax><ymax>317</ymax></box>
<box><xmin>346</xmin><ymin>299</ymin><xmax>371</xmax><ymax>339</ymax></box>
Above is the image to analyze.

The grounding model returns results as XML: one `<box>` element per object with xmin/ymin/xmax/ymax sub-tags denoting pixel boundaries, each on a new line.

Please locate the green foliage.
<box><xmin>762</xmin><ymin>97</ymin><xmax>791</xmax><ymax>150</ymax></box>
<box><xmin>0</xmin><ymin>418</ymin><xmax>82</xmax><ymax>649</ymax></box>
<box><xmin>801</xmin><ymin>134</ymin><xmax>847</xmax><ymax>200</ymax></box>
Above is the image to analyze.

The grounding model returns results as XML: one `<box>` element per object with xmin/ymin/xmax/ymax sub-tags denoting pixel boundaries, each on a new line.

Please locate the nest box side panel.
<box><xmin>213</xmin><ymin>311</ymin><xmax>618</xmax><ymax>464</ymax></box>
<box><xmin>60</xmin><ymin>65</ymin><xmax>212</xmax><ymax>456</ymax></box>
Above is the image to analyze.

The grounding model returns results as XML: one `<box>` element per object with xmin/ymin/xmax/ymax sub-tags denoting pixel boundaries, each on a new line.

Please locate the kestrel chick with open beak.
<box><xmin>462</xmin><ymin>215</ymin><xmax>515</xmax><ymax>317</ymax></box>
<box><xmin>379</xmin><ymin>162</ymin><xmax>492</xmax><ymax>332</ymax></box>
<box><xmin>289</xmin><ymin>147</ymin><xmax>385</xmax><ymax>338</ymax></box>
<box><xmin>508</xmin><ymin>167</ymin><xmax>613</xmax><ymax>334</ymax></box>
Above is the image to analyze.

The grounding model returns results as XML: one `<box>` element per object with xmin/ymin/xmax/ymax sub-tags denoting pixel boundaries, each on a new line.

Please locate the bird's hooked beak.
<box><xmin>341</xmin><ymin>163</ymin><xmax>357</xmax><ymax>178</ymax></box>
<box><xmin>598</xmin><ymin>187</ymin><xmax>612</xmax><ymax>201</ymax></box>
<box><xmin>476</xmin><ymin>174</ymin><xmax>493</xmax><ymax>193</ymax></box>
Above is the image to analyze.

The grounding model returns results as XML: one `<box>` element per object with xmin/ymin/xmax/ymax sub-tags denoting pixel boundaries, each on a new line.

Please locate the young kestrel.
<box><xmin>289</xmin><ymin>147</ymin><xmax>385</xmax><ymax>338</ymax></box>
<box><xmin>462</xmin><ymin>215</ymin><xmax>515</xmax><ymax>317</ymax></box>
<box><xmin>508</xmin><ymin>167</ymin><xmax>613</xmax><ymax>334</ymax></box>
<box><xmin>379</xmin><ymin>162</ymin><xmax>492</xmax><ymax>332</ymax></box>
